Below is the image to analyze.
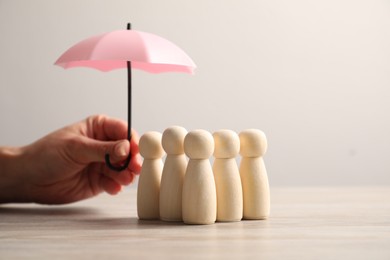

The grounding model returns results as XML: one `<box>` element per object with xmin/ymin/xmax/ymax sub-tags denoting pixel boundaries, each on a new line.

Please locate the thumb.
<box><xmin>77</xmin><ymin>138</ymin><xmax>130</xmax><ymax>164</ymax></box>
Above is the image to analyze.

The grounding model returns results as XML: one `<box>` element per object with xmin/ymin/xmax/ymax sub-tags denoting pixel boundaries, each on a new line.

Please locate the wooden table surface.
<box><xmin>1</xmin><ymin>186</ymin><xmax>389</xmax><ymax>260</ymax></box>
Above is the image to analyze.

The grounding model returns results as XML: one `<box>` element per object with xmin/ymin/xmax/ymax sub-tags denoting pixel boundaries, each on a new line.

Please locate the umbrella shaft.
<box><xmin>127</xmin><ymin>60</ymin><xmax>132</xmax><ymax>141</ymax></box>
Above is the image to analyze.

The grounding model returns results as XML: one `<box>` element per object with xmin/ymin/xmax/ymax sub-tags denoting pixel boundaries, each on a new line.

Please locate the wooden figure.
<box><xmin>182</xmin><ymin>129</ymin><xmax>216</xmax><ymax>225</ymax></box>
<box><xmin>137</xmin><ymin>131</ymin><xmax>165</xmax><ymax>220</ymax></box>
<box><xmin>213</xmin><ymin>129</ymin><xmax>243</xmax><ymax>222</ymax></box>
<box><xmin>159</xmin><ymin>126</ymin><xmax>188</xmax><ymax>221</ymax></box>
<box><xmin>239</xmin><ymin>129</ymin><xmax>270</xmax><ymax>220</ymax></box>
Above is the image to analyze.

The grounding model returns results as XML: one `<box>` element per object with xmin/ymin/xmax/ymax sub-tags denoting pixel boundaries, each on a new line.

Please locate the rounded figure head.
<box><xmin>139</xmin><ymin>131</ymin><xmax>165</xmax><ymax>159</ymax></box>
<box><xmin>213</xmin><ymin>129</ymin><xmax>240</xmax><ymax>159</ymax></box>
<box><xmin>162</xmin><ymin>126</ymin><xmax>188</xmax><ymax>155</ymax></box>
<box><xmin>184</xmin><ymin>129</ymin><xmax>214</xmax><ymax>159</ymax></box>
<box><xmin>239</xmin><ymin>129</ymin><xmax>267</xmax><ymax>157</ymax></box>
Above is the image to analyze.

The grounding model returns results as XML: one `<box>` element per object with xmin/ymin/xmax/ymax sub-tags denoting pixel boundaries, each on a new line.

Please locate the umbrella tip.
<box><xmin>127</xmin><ymin>23</ymin><xmax>131</xmax><ymax>30</ymax></box>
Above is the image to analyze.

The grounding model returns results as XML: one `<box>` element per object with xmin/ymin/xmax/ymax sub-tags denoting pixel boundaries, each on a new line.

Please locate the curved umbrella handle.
<box><xmin>105</xmin><ymin>153</ymin><xmax>131</xmax><ymax>172</ymax></box>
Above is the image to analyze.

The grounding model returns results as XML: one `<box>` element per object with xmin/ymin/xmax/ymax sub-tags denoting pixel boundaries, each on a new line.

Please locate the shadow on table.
<box><xmin>0</xmin><ymin>205</ymin><xmax>96</xmax><ymax>216</ymax></box>
<box><xmin>78</xmin><ymin>217</ymin><xmax>252</xmax><ymax>231</ymax></box>
<box><xmin>0</xmin><ymin>205</ymin><xmax>191</xmax><ymax>230</ymax></box>
<box><xmin>77</xmin><ymin>217</ymin><xmax>189</xmax><ymax>230</ymax></box>
<box><xmin>0</xmin><ymin>205</ymin><xmax>248</xmax><ymax>231</ymax></box>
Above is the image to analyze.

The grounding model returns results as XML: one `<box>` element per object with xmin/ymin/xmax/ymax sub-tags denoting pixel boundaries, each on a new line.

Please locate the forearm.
<box><xmin>0</xmin><ymin>146</ymin><xmax>31</xmax><ymax>203</ymax></box>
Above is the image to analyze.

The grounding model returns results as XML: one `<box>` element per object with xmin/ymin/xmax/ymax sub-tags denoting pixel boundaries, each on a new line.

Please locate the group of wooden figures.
<box><xmin>137</xmin><ymin>126</ymin><xmax>270</xmax><ymax>225</ymax></box>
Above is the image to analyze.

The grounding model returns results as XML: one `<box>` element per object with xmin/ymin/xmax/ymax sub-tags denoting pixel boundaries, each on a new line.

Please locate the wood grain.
<box><xmin>1</xmin><ymin>187</ymin><xmax>389</xmax><ymax>260</ymax></box>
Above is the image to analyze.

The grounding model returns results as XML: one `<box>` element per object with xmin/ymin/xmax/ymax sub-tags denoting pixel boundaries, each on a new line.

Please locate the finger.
<box><xmin>101</xmin><ymin>116</ymin><xmax>128</xmax><ymax>140</ymax></box>
<box><xmin>128</xmin><ymin>130</ymin><xmax>141</xmax><ymax>174</ymax></box>
<box><xmin>84</xmin><ymin>115</ymin><xmax>127</xmax><ymax>141</ymax></box>
<box><xmin>98</xmin><ymin>163</ymin><xmax>136</xmax><ymax>186</ymax></box>
<box><xmin>129</xmin><ymin>152</ymin><xmax>142</xmax><ymax>175</ymax></box>
<box><xmin>75</xmin><ymin>137</ymin><xmax>130</xmax><ymax>164</ymax></box>
<box><xmin>88</xmin><ymin>163</ymin><xmax>129</xmax><ymax>187</ymax></box>
<box><xmin>129</xmin><ymin>129</ymin><xmax>140</xmax><ymax>154</ymax></box>
<box><xmin>99</xmin><ymin>176</ymin><xmax>122</xmax><ymax>195</ymax></box>
<box><xmin>87</xmin><ymin>115</ymin><xmax>139</xmax><ymax>142</ymax></box>
<box><xmin>79</xmin><ymin>135</ymin><xmax>140</xmax><ymax>181</ymax></box>
<box><xmin>103</xmin><ymin>129</ymin><xmax>141</xmax><ymax>175</ymax></box>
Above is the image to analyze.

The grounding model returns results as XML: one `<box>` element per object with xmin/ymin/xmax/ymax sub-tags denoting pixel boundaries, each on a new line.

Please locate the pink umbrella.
<box><xmin>55</xmin><ymin>23</ymin><xmax>196</xmax><ymax>171</ymax></box>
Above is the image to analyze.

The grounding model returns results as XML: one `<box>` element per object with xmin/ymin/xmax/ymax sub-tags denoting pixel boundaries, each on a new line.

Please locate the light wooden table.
<box><xmin>1</xmin><ymin>187</ymin><xmax>389</xmax><ymax>260</ymax></box>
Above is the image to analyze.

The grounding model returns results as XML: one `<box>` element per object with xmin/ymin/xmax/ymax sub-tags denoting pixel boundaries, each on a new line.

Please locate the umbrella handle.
<box><xmin>105</xmin><ymin>153</ymin><xmax>131</xmax><ymax>172</ymax></box>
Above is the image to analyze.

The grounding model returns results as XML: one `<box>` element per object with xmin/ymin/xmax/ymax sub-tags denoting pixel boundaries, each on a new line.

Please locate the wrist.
<box><xmin>0</xmin><ymin>146</ymin><xmax>31</xmax><ymax>203</ymax></box>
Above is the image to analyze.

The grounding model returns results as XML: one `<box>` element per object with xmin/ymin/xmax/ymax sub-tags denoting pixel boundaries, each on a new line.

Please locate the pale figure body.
<box><xmin>159</xmin><ymin>126</ymin><xmax>188</xmax><ymax>221</ymax></box>
<box><xmin>213</xmin><ymin>130</ymin><xmax>243</xmax><ymax>222</ymax></box>
<box><xmin>182</xmin><ymin>130</ymin><xmax>216</xmax><ymax>225</ymax></box>
<box><xmin>137</xmin><ymin>131</ymin><xmax>165</xmax><ymax>220</ymax></box>
<box><xmin>239</xmin><ymin>129</ymin><xmax>270</xmax><ymax>220</ymax></box>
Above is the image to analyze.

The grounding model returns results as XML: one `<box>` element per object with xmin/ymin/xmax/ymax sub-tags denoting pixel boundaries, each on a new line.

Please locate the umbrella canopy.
<box><xmin>55</xmin><ymin>29</ymin><xmax>196</xmax><ymax>74</ymax></box>
<box><xmin>55</xmin><ymin>23</ymin><xmax>196</xmax><ymax>171</ymax></box>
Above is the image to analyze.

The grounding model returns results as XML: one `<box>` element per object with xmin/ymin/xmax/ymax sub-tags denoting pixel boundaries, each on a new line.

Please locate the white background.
<box><xmin>0</xmin><ymin>0</ymin><xmax>389</xmax><ymax>186</ymax></box>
